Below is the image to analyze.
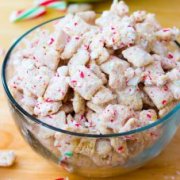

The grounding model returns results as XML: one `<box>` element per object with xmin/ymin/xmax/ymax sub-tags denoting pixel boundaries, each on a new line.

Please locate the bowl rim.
<box><xmin>1</xmin><ymin>16</ymin><xmax>180</xmax><ymax>138</ymax></box>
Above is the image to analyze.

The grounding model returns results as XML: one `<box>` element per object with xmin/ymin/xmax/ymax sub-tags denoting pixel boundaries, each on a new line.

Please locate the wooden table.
<box><xmin>0</xmin><ymin>0</ymin><xmax>180</xmax><ymax>179</ymax></box>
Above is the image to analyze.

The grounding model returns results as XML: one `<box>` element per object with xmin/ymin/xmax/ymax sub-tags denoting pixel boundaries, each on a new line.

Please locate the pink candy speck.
<box><xmin>55</xmin><ymin>178</ymin><xmax>69</xmax><ymax>180</ymax></box>
<box><xmin>80</xmin><ymin>71</ymin><xmax>85</xmax><ymax>78</ymax></box>
<box><xmin>118</xmin><ymin>146</ymin><xmax>124</xmax><ymax>152</ymax></box>
<box><xmin>71</xmin><ymin>80</ymin><xmax>77</xmax><ymax>85</ymax></box>
<box><xmin>75</xmin><ymin>36</ymin><xmax>80</xmax><ymax>40</ymax></box>
<box><xmin>164</xmin><ymin>85</ymin><xmax>169</xmax><ymax>91</ymax></box>
<box><xmin>84</xmin><ymin>44</ymin><xmax>89</xmax><ymax>50</ymax></box>
<box><xmin>75</xmin><ymin>123</ymin><xmax>81</xmax><ymax>127</ymax></box>
<box><xmin>142</xmin><ymin>75</ymin><xmax>147</xmax><ymax>81</ymax></box>
<box><xmin>80</xmin><ymin>115</ymin><xmax>84</xmax><ymax>120</ymax></box>
<box><xmin>47</xmin><ymin>115</ymin><xmax>53</xmax><ymax>119</ymax></box>
<box><xmin>48</xmin><ymin>37</ymin><xmax>55</xmax><ymax>45</ymax></box>
<box><xmin>55</xmin><ymin>144</ymin><xmax>61</xmax><ymax>148</ymax></box>
<box><xmin>128</xmin><ymin>43</ymin><xmax>134</xmax><ymax>46</ymax></box>
<box><xmin>163</xmin><ymin>29</ymin><xmax>170</xmax><ymax>32</ymax></box>
<box><xmin>45</xmin><ymin>98</ymin><xmax>54</xmax><ymax>103</ymax></box>
<box><xmin>147</xmin><ymin>114</ymin><xmax>152</xmax><ymax>119</ymax></box>
<box><xmin>167</xmin><ymin>53</ymin><xmax>174</xmax><ymax>59</ymax></box>
<box><xmin>110</xmin><ymin>119</ymin><xmax>114</xmax><ymax>122</ymax></box>
<box><xmin>162</xmin><ymin>100</ymin><xmax>167</xmax><ymax>105</ymax></box>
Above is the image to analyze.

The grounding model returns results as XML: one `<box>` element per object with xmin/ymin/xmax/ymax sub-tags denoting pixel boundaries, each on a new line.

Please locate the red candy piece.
<box><xmin>162</xmin><ymin>100</ymin><xmax>167</xmax><ymax>105</ymax></box>
<box><xmin>80</xmin><ymin>71</ymin><xmax>85</xmax><ymax>78</ymax></box>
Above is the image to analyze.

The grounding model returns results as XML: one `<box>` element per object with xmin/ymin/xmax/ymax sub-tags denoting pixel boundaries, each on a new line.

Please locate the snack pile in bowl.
<box><xmin>8</xmin><ymin>0</ymin><xmax>180</xmax><ymax>170</ymax></box>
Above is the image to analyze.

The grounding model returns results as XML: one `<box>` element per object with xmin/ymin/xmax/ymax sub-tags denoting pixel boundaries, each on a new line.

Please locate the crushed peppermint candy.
<box><xmin>80</xmin><ymin>71</ymin><xmax>85</xmax><ymax>78</ymax></box>
<box><xmin>118</xmin><ymin>146</ymin><xmax>124</xmax><ymax>152</ymax></box>
<box><xmin>162</xmin><ymin>100</ymin><xmax>167</xmax><ymax>105</ymax></box>
<box><xmin>48</xmin><ymin>37</ymin><xmax>55</xmax><ymax>45</ymax></box>
<box><xmin>167</xmin><ymin>53</ymin><xmax>174</xmax><ymax>59</ymax></box>
<box><xmin>55</xmin><ymin>177</ymin><xmax>69</xmax><ymax>180</ymax></box>
<box><xmin>7</xmin><ymin>0</ymin><xmax>180</xmax><ymax>171</ymax></box>
<box><xmin>147</xmin><ymin>114</ymin><xmax>152</xmax><ymax>119</ymax></box>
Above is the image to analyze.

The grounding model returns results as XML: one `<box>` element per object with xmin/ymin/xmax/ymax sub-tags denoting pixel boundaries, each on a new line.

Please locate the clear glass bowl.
<box><xmin>1</xmin><ymin>17</ymin><xmax>180</xmax><ymax>178</ymax></box>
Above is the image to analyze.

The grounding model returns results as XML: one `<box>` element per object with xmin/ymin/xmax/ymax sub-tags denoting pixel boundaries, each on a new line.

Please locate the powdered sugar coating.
<box><xmin>0</xmin><ymin>151</ymin><xmax>16</xmax><ymax>167</ymax></box>
<box><xmin>9</xmin><ymin>0</ymin><xmax>179</xmax><ymax>170</ymax></box>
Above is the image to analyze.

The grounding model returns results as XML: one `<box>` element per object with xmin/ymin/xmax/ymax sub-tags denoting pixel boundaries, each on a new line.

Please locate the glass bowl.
<box><xmin>1</xmin><ymin>17</ymin><xmax>180</xmax><ymax>178</ymax></box>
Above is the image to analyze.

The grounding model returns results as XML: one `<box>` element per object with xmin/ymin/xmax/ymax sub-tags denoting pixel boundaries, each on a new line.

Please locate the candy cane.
<box><xmin>10</xmin><ymin>6</ymin><xmax>46</xmax><ymax>22</ymax></box>
<box><xmin>35</xmin><ymin>0</ymin><xmax>67</xmax><ymax>11</ymax></box>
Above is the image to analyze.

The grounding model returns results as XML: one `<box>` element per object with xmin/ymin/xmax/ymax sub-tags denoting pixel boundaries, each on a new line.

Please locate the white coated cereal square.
<box><xmin>33</xmin><ymin>47</ymin><xmax>60</xmax><ymax>70</ymax></box>
<box><xmin>41</xmin><ymin>111</ymin><xmax>66</xmax><ymax>129</ymax></box>
<box><xmin>144</xmin><ymin>86</ymin><xmax>174</xmax><ymax>109</ymax></box>
<box><xmin>76</xmin><ymin>11</ymin><xmax>96</xmax><ymax>24</ymax></box>
<box><xmin>61</xmin><ymin>35</ymin><xmax>83</xmax><ymax>60</ymax></box>
<box><xmin>139</xmin><ymin>109</ymin><xmax>157</xmax><ymax>125</ymax></box>
<box><xmin>34</xmin><ymin>97</ymin><xmax>62</xmax><ymax>117</ymax></box>
<box><xmin>75</xmin><ymin>139</ymin><xmax>96</xmax><ymax>157</ymax></box>
<box><xmin>143</xmin><ymin>60</ymin><xmax>165</xmax><ymax>86</ymax></box>
<box><xmin>168</xmin><ymin>82</ymin><xmax>180</xmax><ymax>100</ymax></box>
<box><xmin>20</xmin><ymin>61</ymin><xmax>53</xmax><ymax>97</ymax></box>
<box><xmin>69</xmin><ymin>66</ymin><xmax>103</xmax><ymax>100</ymax></box>
<box><xmin>44</xmin><ymin>66</ymin><xmax>69</xmax><ymax>101</ymax></box>
<box><xmin>98</xmin><ymin>104</ymin><xmax>134</xmax><ymax>133</ymax></box>
<box><xmin>122</xmin><ymin>46</ymin><xmax>153</xmax><ymax>67</ymax></box>
<box><xmin>53</xmin><ymin>29</ymin><xmax>69</xmax><ymax>52</ymax></box>
<box><xmin>86</xmin><ymin>101</ymin><xmax>104</xmax><ymax>114</ymax></box>
<box><xmin>96</xmin><ymin>139</ymin><xmax>112</xmax><ymax>156</ymax></box>
<box><xmin>159</xmin><ymin>101</ymin><xmax>179</xmax><ymax>118</ymax></box>
<box><xmin>37</xmin><ymin>111</ymin><xmax>67</xmax><ymax>139</ymax></box>
<box><xmin>92</xmin><ymin>87</ymin><xmax>115</xmax><ymax>105</ymax></box>
<box><xmin>89</xmin><ymin>34</ymin><xmax>110</xmax><ymax>64</ymax></box>
<box><xmin>117</xmin><ymin>86</ymin><xmax>143</xmax><ymax>111</ymax></box>
<box><xmin>56</xmin><ymin>14</ymin><xmax>90</xmax><ymax>37</ymax></box>
<box><xmin>89</xmin><ymin>63</ymin><xmax>107</xmax><ymax>84</ymax></box>
<box><xmin>0</xmin><ymin>151</ymin><xmax>16</xmax><ymax>167</ymax></box>
<box><xmin>110</xmin><ymin>0</ymin><xmax>129</xmax><ymax>17</ymax></box>
<box><xmin>72</xmin><ymin>92</ymin><xmax>85</xmax><ymax>114</ymax></box>
<box><xmin>120</xmin><ymin>118</ymin><xmax>140</xmax><ymax>132</ymax></box>
<box><xmin>68</xmin><ymin>48</ymin><xmax>89</xmax><ymax>76</ymax></box>
<box><xmin>100</xmin><ymin>56</ymin><xmax>130</xmax><ymax>74</ymax></box>
<box><xmin>155</xmin><ymin>27</ymin><xmax>180</xmax><ymax>41</ymax></box>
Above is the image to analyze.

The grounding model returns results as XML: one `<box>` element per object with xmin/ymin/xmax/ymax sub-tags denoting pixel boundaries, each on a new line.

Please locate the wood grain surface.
<box><xmin>0</xmin><ymin>0</ymin><xmax>180</xmax><ymax>179</ymax></box>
